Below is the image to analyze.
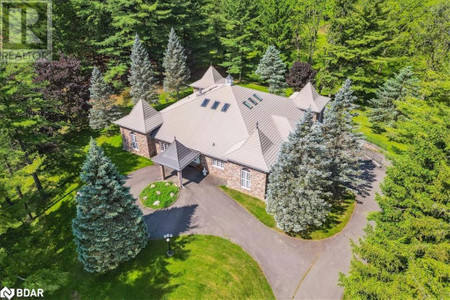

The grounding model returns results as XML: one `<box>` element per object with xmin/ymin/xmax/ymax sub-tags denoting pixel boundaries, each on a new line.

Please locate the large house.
<box><xmin>114</xmin><ymin>66</ymin><xmax>330</xmax><ymax>199</ymax></box>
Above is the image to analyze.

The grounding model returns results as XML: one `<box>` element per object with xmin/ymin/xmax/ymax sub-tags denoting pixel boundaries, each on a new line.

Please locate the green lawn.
<box><xmin>49</xmin><ymin>235</ymin><xmax>274</xmax><ymax>300</ymax></box>
<box><xmin>220</xmin><ymin>186</ymin><xmax>276</xmax><ymax>228</ymax></box>
<box><xmin>354</xmin><ymin>109</ymin><xmax>407</xmax><ymax>155</ymax></box>
<box><xmin>140</xmin><ymin>181</ymin><xmax>179</xmax><ymax>209</ymax></box>
<box><xmin>237</xmin><ymin>82</ymin><xmax>294</xmax><ymax>97</ymax></box>
<box><xmin>220</xmin><ymin>186</ymin><xmax>356</xmax><ymax>240</ymax></box>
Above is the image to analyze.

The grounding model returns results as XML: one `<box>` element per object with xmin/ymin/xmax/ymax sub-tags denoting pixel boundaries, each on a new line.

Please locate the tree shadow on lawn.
<box><xmin>144</xmin><ymin>204</ymin><xmax>199</xmax><ymax>239</ymax></box>
<box><xmin>298</xmin><ymin>193</ymin><xmax>356</xmax><ymax>240</ymax></box>
<box><xmin>356</xmin><ymin>159</ymin><xmax>377</xmax><ymax>198</ymax></box>
<box><xmin>101</xmin><ymin>141</ymin><xmax>152</xmax><ymax>175</ymax></box>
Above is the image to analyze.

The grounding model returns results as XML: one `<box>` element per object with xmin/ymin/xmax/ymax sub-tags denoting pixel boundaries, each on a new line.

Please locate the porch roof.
<box><xmin>152</xmin><ymin>138</ymin><xmax>200</xmax><ymax>171</ymax></box>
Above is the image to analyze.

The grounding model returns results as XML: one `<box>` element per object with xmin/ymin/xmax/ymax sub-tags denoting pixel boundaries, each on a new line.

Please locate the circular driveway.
<box><xmin>126</xmin><ymin>160</ymin><xmax>385</xmax><ymax>300</ymax></box>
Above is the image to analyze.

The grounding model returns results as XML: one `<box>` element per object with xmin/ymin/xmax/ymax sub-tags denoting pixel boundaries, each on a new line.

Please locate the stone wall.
<box><xmin>119</xmin><ymin>127</ymin><xmax>156</xmax><ymax>158</ymax></box>
<box><xmin>201</xmin><ymin>155</ymin><xmax>267</xmax><ymax>200</ymax></box>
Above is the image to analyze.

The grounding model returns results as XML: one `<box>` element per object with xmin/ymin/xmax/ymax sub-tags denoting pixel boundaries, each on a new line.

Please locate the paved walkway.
<box><xmin>126</xmin><ymin>160</ymin><xmax>385</xmax><ymax>300</ymax></box>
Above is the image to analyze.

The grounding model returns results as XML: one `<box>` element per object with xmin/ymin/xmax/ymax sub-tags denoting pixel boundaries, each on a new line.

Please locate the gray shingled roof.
<box><xmin>152</xmin><ymin>138</ymin><xmax>200</xmax><ymax>171</ymax></box>
<box><xmin>154</xmin><ymin>84</ymin><xmax>304</xmax><ymax>172</ymax></box>
<box><xmin>189</xmin><ymin>66</ymin><xmax>226</xmax><ymax>89</ymax></box>
<box><xmin>113</xmin><ymin>99</ymin><xmax>163</xmax><ymax>134</ymax></box>
<box><xmin>289</xmin><ymin>82</ymin><xmax>330</xmax><ymax>113</ymax></box>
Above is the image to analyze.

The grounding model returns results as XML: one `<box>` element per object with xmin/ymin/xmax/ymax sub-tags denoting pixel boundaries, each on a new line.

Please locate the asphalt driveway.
<box><xmin>126</xmin><ymin>160</ymin><xmax>385</xmax><ymax>300</ymax></box>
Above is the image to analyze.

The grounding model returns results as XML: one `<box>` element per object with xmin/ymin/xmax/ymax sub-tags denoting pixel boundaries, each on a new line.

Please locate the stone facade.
<box><xmin>120</xmin><ymin>127</ymin><xmax>156</xmax><ymax>158</ymax></box>
<box><xmin>120</xmin><ymin>131</ymin><xmax>268</xmax><ymax>200</ymax></box>
<box><xmin>201</xmin><ymin>155</ymin><xmax>267</xmax><ymax>200</ymax></box>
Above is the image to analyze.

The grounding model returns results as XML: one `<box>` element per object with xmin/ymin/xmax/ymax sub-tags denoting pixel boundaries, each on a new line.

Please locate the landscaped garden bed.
<box><xmin>140</xmin><ymin>181</ymin><xmax>180</xmax><ymax>209</ymax></box>
<box><xmin>220</xmin><ymin>186</ymin><xmax>356</xmax><ymax>240</ymax></box>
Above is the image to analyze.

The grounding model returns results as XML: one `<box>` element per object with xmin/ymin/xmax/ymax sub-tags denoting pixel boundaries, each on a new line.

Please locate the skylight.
<box><xmin>248</xmin><ymin>97</ymin><xmax>258</xmax><ymax>106</ymax></box>
<box><xmin>221</xmin><ymin>103</ymin><xmax>230</xmax><ymax>112</ymax></box>
<box><xmin>211</xmin><ymin>101</ymin><xmax>220</xmax><ymax>110</ymax></box>
<box><xmin>243</xmin><ymin>101</ymin><xmax>253</xmax><ymax>109</ymax></box>
<box><xmin>201</xmin><ymin>99</ymin><xmax>210</xmax><ymax>107</ymax></box>
<box><xmin>253</xmin><ymin>94</ymin><xmax>263</xmax><ymax>101</ymax></box>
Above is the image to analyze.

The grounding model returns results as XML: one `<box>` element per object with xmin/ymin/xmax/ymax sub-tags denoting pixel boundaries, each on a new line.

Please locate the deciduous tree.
<box><xmin>286</xmin><ymin>61</ymin><xmax>317</xmax><ymax>91</ymax></box>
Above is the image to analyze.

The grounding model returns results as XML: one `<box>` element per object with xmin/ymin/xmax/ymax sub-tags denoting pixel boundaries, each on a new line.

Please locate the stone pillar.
<box><xmin>160</xmin><ymin>165</ymin><xmax>165</xmax><ymax>180</ymax></box>
<box><xmin>178</xmin><ymin>170</ymin><xmax>183</xmax><ymax>188</ymax></box>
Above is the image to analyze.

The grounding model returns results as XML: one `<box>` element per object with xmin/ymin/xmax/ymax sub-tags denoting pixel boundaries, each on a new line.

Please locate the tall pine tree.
<box><xmin>321</xmin><ymin>0</ymin><xmax>399</xmax><ymax>99</ymax></box>
<box><xmin>256</xmin><ymin>46</ymin><xmax>286</xmax><ymax>95</ymax></box>
<box><xmin>162</xmin><ymin>28</ymin><xmax>190</xmax><ymax>99</ymax></box>
<box><xmin>368</xmin><ymin>66</ymin><xmax>419</xmax><ymax>128</ymax></box>
<box><xmin>129</xmin><ymin>34</ymin><xmax>157</xmax><ymax>104</ymax></box>
<box><xmin>72</xmin><ymin>138</ymin><xmax>149</xmax><ymax>273</ymax></box>
<box><xmin>266</xmin><ymin>110</ymin><xmax>332</xmax><ymax>233</ymax></box>
<box><xmin>323</xmin><ymin>79</ymin><xmax>362</xmax><ymax>199</ymax></box>
<box><xmin>88</xmin><ymin>67</ymin><xmax>120</xmax><ymax>130</ymax></box>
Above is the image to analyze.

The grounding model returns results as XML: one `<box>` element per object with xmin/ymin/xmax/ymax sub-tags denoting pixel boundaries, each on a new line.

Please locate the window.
<box><xmin>201</xmin><ymin>99</ymin><xmax>210</xmax><ymax>107</ymax></box>
<box><xmin>130</xmin><ymin>132</ymin><xmax>139</xmax><ymax>150</ymax></box>
<box><xmin>221</xmin><ymin>103</ymin><xmax>230</xmax><ymax>112</ymax></box>
<box><xmin>243</xmin><ymin>101</ymin><xmax>253</xmax><ymax>109</ymax></box>
<box><xmin>211</xmin><ymin>101</ymin><xmax>220</xmax><ymax>110</ymax></box>
<box><xmin>160</xmin><ymin>142</ymin><xmax>169</xmax><ymax>152</ymax></box>
<box><xmin>253</xmin><ymin>94</ymin><xmax>263</xmax><ymax>101</ymax></box>
<box><xmin>212</xmin><ymin>158</ymin><xmax>224</xmax><ymax>169</ymax></box>
<box><xmin>248</xmin><ymin>97</ymin><xmax>258</xmax><ymax>106</ymax></box>
<box><xmin>240</xmin><ymin>169</ymin><xmax>251</xmax><ymax>189</ymax></box>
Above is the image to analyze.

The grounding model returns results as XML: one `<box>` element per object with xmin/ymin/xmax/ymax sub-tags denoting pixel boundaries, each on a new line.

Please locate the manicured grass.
<box><xmin>221</xmin><ymin>186</ymin><xmax>356</xmax><ymax>240</ymax></box>
<box><xmin>299</xmin><ymin>194</ymin><xmax>356</xmax><ymax>240</ymax></box>
<box><xmin>354</xmin><ymin>109</ymin><xmax>407</xmax><ymax>155</ymax></box>
<box><xmin>140</xmin><ymin>181</ymin><xmax>179</xmax><ymax>209</ymax></box>
<box><xmin>50</xmin><ymin>235</ymin><xmax>274</xmax><ymax>299</ymax></box>
<box><xmin>220</xmin><ymin>186</ymin><xmax>276</xmax><ymax>228</ymax></box>
<box><xmin>237</xmin><ymin>82</ymin><xmax>294</xmax><ymax>97</ymax></box>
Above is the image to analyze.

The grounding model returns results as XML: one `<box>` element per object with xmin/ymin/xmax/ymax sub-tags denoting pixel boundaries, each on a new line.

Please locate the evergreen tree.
<box><xmin>323</xmin><ymin>79</ymin><xmax>362</xmax><ymax>199</ymax></box>
<box><xmin>340</xmin><ymin>99</ymin><xmax>449</xmax><ymax>298</ymax></box>
<box><xmin>162</xmin><ymin>28</ymin><xmax>190</xmax><ymax>99</ymax></box>
<box><xmin>256</xmin><ymin>46</ymin><xmax>286</xmax><ymax>95</ymax></box>
<box><xmin>266</xmin><ymin>110</ymin><xmax>332</xmax><ymax>233</ymax></box>
<box><xmin>286</xmin><ymin>61</ymin><xmax>318</xmax><ymax>91</ymax></box>
<box><xmin>216</xmin><ymin>0</ymin><xmax>258</xmax><ymax>81</ymax></box>
<box><xmin>72</xmin><ymin>139</ymin><xmax>149</xmax><ymax>273</ymax></box>
<box><xmin>88</xmin><ymin>67</ymin><xmax>120</xmax><ymax>130</ymax></box>
<box><xmin>321</xmin><ymin>0</ymin><xmax>399</xmax><ymax>99</ymax></box>
<box><xmin>368</xmin><ymin>66</ymin><xmax>419</xmax><ymax>128</ymax></box>
<box><xmin>129</xmin><ymin>34</ymin><xmax>157</xmax><ymax>104</ymax></box>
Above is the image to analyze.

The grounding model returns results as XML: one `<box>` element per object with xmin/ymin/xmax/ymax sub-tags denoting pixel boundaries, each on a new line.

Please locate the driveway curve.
<box><xmin>126</xmin><ymin>158</ymin><xmax>386</xmax><ymax>300</ymax></box>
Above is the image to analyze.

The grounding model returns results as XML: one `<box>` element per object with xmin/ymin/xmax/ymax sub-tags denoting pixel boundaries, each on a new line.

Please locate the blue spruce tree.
<box><xmin>88</xmin><ymin>67</ymin><xmax>120</xmax><ymax>130</ymax></box>
<box><xmin>129</xmin><ymin>34</ymin><xmax>157</xmax><ymax>104</ymax></box>
<box><xmin>324</xmin><ymin>79</ymin><xmax>362</xmax><ymax>199</ymax></box>
<box><xmin>368</xmin><ymin>66</ymin><xmax>419</xmax><ymax>128</ymax></box>
<box><xmin>163</xmin><ymin>28</ymin><xmax>190</xmax><ymax>99</ymax></box>
<box><xmin>267</xmin><ymin>110</ymin><xmax>332</xmax><ymax>233</ymax></box>
<box><xmin>256</xmin><ymin>46</ymin><xmax>286</xmax><ymax>95</ymax></box>
<box><xmin>72</xmin><ymin>138</ymin><xmax>149</xmax><ymax>273</ymax></box>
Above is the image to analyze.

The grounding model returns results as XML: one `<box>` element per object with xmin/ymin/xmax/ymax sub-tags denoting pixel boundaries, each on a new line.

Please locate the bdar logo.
<box><xmin>0</xmin><ymin>286</ymin><xmax>15</xmax><ymax>300</ymax></box>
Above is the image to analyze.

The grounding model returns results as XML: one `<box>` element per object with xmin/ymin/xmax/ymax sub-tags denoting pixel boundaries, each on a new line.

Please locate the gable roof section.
<box><xmin>224</xmin><ymin>127</ymin><xmax>274</xmax><ymax>172</ymax></box>
<box><xmin>152</xmin><ymin>138</ymin><xmax>200</xmax><ymax>171</ymax></box>
<box><xmin>289</xmin><ymin>82</ymin><xmax>330</xmax><ymax>113</ymax></box>
<box><xmin>114</xmin><ymin>99</ymin><xmax>163</xmax><ymax>134</ymax></box>
<box><xmin>189</xmin><ymin>66</ymin><xmax>225</xmax><ymax>89</ymax></box>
